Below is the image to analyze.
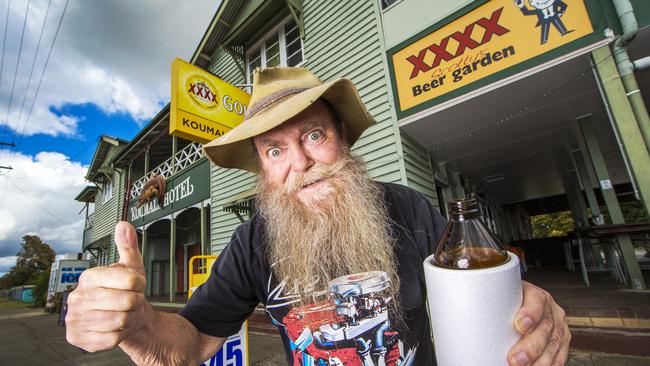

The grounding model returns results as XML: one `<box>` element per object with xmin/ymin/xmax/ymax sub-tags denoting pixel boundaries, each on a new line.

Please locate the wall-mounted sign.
<box><xmin>128</xmin><ymin>159</ymin><xmax>210</xmax><ymax>226</ymax></box>
<box><xmin>170</xmin><ymin>58</ymin><xmax>251</xmax><ymax>143</ymax></box>
<box><xmin>387</xmin><ymin>0</ymin><xmax>595</xmax><ymax>117</ymax></box>
<box><xmin>48</xmin><ymin>260</ymin><xmax>89</xmax><ymax>294</ymax></box>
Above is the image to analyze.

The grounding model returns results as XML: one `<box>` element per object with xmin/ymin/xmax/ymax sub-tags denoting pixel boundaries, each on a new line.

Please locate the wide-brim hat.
<box><xmin>202</xmin><ymin>67</ymin><xmax>375</xmax><ymax>172</ymax></box>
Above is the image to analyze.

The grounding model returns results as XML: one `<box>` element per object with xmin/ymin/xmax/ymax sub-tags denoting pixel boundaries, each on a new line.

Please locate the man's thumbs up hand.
<box><xmin>115</xmin><ymin>221</ymin><xmax>145</xmax><ymax>276</ymax></box>
<box><xmin>66</xmin><ymin>221</ymin><xmax>153</xmax><ymax>352</ymax></box>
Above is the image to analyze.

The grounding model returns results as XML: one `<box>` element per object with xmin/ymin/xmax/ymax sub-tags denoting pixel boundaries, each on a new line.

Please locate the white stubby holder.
<box><xmin>423</xmin><ymin>251</ymin><xmax>523</xmax><ymax>366</ymax></box>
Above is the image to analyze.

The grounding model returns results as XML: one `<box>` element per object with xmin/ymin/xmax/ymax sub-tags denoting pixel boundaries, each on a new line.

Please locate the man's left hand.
<box><xmin>508</xmin><ymin>281</ymin><xmax>571</xmax><ymax>366</ymax></box>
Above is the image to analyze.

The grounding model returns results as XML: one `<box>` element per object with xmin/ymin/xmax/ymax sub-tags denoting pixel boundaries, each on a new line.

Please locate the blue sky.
<box><xmin>0</xmin><ymin>0</ymin><xmax>221</xmax><ymax>276</ymax></box>
<box><xmin>0</xmin><ymin>103</ymin><xmax>143</xmax><ymax>165</ymax></box>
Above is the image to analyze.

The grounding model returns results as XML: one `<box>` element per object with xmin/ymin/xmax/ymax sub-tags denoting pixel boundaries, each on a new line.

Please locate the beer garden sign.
<box><xmin>387</xmin><ymin>0</ymin><xmax>605</xmax><ymax>118</ymax></box>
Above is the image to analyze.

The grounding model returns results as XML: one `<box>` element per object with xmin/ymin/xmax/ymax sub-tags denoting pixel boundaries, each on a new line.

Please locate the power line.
<box><xmin>0</xmin><ymin>0</ymin><xmax>11</xmax><ymax>134</ymax></box>
<box><xmin>14</xmin><ymin>0</ymin><xmax>69</xmax><ymax>146</ymax></box>
<box><xmin>16</xmin><ymin>0</ymin><xmax>54</xmax><ymax>129</ymax></box>
<box><xmin>1</xmin><ymin>0</ymin><xmax>69</xmax><ymax>185</ymax></box>
<box><xmin>2</xmin><ymin>0</ymin><xmax>31</xmax><ymax>138</ymax></box>
<box><xmin>0</xmin><ymin>134</ymin><xmax>97</xmax><ymax>179</ymax></box>
<box><xmin>7</xmin><ymin>178</ymin><xmax>81</xmax><ymax>231</ymax></box>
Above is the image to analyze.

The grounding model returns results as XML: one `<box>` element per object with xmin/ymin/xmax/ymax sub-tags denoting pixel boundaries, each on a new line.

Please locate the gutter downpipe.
<box><xmin>611</xmin><ymin>0</ymin><xmax>650</xmax><ymax>152</ymax></box>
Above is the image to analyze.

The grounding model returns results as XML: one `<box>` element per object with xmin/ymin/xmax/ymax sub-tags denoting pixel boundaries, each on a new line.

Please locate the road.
<box><xmin>1</xmin><ymin>300</ymin><xmax>648</xmax><ymax>365</ymax></box>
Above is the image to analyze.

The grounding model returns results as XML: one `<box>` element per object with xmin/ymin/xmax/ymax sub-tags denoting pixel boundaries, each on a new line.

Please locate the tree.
<box><xmin>0</xmin><ymin>236</ymin><xmax>56</xmax><ymax>303</ymax></box>
<box><xmin>531</xmin><ymin>211</ymin><xmax>575</xmax><ymax>238</ymax></box>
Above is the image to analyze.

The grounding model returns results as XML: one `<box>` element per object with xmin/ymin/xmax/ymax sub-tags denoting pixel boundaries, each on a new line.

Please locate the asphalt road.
<box><xmin>1</xmin><ymin>302</ymin><xmax>649</xmax><ymax>365</ymax></box>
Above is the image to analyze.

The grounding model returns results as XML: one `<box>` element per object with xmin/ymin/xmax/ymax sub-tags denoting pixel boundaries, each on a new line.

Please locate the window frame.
<box><xmin>245</xmin><ymin>16</ymin><xmax>306</xmax><ymax>84</ymax></box>
<box><xmin>102</xmin><ymin>179</ymin><xmax>113</xmax><ymax>203</ymax></box>
<box><xmin>379</xmin><ymin>0</ymin><xmax>403</xmax><ymax>12</ymax></box>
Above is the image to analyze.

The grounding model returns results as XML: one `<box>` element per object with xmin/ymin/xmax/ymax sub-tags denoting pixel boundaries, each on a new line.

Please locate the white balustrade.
<box><xmin>130</xmin><ymin>142</ymin><xmax>204</xmax><ymax>200</ymax></box>
<box><xmin>85</xmin><ymin>213</ymin><xmax>94</xmax><ymax>230</ymax></box>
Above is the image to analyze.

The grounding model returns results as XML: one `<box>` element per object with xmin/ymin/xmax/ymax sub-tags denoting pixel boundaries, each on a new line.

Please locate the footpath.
<box><xmin>1</xmin><ymin>299</ymin><xmax>648</xmax><ymax>365</ymax></box>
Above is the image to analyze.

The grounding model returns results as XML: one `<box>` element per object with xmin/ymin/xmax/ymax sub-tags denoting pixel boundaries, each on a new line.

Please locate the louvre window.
<box><xmin>246</xmin><ymin>17</ymin><xmax>304</xmax><ymax>82</ymax></box>
<box><xmin>102</xmin><ymin>179</ymin><xmax>113</xmax><ymax>203</ymax></box>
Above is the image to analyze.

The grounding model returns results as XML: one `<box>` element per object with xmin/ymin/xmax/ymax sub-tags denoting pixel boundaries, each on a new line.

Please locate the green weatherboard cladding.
<box><xmin>631</xmin><ymin>0</ymin><xmax>650</xmax><ymax>28</ymax></box>
<box><xmin>90</xmin><ymin>144</ymin><xmax>126</xmax><ymax>264</ymax></box>
<box><xmin>401</xmin><ymin>133</ymin><xmax>436</xmax><ymax>203</ymax></box>
<box><xmin>127</xmin><ymin>158</ymin><xmax>210</xmax><ymax>227</ymax></box>
<box><xmin>207</xmin><ymin>0</ymin><xmax>420</xmax><ymax>254</ymax></box>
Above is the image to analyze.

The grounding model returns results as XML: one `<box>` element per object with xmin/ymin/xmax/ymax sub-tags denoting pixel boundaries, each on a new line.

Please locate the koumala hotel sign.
<box><xmin>388</xmin><ymin>0</ymin><xmax>595</xmax><ymax>116</ymax></box>
<box><xmin>170</xmin><ymin>58</ymin><xmax>251</xmax><ymax>143</ymax></box>
<box><xmin>128</xmin><ymin>159</ymin><xmax>210</xmax><ymax>226</ymax></box>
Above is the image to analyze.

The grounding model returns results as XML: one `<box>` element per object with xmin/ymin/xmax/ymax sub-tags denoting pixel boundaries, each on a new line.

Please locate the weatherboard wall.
<box><xmin>207</xmin><ymin>0</ymin><xmax>407</xmax><ymax>254</ymax></box>
<box><xmin>208</xmin><ymin>45</ymin><xmax>256</xmax><ymax>254</ymax></box>
<box><xmin>400</xmin><ymin>132</ymin><xmax>438</xmax><ymax>205</ymax></box>
<box><xmin>90</xmin><ymin>172</ymin><xmax>124</xmax><ymax>244</ymax></box>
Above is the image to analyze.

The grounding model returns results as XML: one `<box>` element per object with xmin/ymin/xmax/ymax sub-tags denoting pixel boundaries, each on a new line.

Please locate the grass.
<box><xmin>0</xmin><ymin>297</ymin><xmax>33</xmax><ymax>310</ymax></box>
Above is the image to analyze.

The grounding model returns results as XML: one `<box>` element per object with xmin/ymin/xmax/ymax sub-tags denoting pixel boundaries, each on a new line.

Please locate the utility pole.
<box><xmin>1</xmin><ymin>141</ymin><xmax>16</xmax><ymax>170</ymax></box>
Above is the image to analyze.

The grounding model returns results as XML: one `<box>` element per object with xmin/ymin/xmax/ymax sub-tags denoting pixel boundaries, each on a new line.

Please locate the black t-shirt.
<box><xmin>180</xmin><ymin>182</ymin><xmax>447</xmax><ymax>365</ymax></box>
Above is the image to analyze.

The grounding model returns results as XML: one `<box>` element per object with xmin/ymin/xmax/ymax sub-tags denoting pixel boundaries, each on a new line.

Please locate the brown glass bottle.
<box><xmin>433</xmin><ymin>198</ymin><xmax>509</xmax><ymax>269</ymax></box>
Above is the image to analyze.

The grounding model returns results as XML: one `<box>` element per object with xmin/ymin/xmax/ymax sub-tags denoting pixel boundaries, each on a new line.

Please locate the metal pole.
<box><xmin>142</xmin><ymin>228</ymin><xmax>149</xmax><ymax>297</ymax></box>
<box><xmin>578</xmin><ymin>115</ymin><xmax>646</xmax><ymax>289</ymax></box>
<box><xmin>169</xmin><ymin>217</ymin><xmax>176</xmax><ymax>303</ymax></box>
<box><xmin>200</xmin><ymin>201</ymin><xmax>207</xmax><ymax>255</ymax></box>
<box><xmin>171</xmin><ymin>136</ymin><xmax>177</xmax><ymax>174</ymax></box>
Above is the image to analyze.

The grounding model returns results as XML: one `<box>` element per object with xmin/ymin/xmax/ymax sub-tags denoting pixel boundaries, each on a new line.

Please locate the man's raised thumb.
<box><xmin>114</xmin><ymin>221</ymin><xmax>145</xmax><ymax>275</ymax></box>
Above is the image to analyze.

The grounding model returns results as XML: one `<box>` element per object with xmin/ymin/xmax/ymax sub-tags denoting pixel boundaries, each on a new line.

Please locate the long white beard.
<box><xmin>256</xmin><ymin>153</ymin><xmax>400</xmax><ymax>308</ymax></box>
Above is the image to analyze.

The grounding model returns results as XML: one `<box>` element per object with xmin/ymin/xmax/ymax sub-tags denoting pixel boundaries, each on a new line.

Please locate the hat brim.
<box><xmin>202</xmin><ymin>78</ymin><xmax>375</xmax><ymax>172</ymax></box>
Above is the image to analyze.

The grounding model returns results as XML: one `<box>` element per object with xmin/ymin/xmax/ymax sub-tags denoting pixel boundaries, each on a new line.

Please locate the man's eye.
<box><xmin>267</xmin><ymin>148</ymin><xmax>281</xmax><ymax>158</ymax></box>
<box><xmin>308</xmin><ymin>131</ymin><xmax>322</xmax><ymax>141</ymax></box>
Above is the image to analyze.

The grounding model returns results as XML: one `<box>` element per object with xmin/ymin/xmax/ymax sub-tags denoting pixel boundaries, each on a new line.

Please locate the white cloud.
<box><xmin>0</xmin><ymin>256</ymin><xmax>18</xmax><ymax>276</ymax></box>
<box><xmin>0</xmin><ymin>0</ymin><xmax>221</xmax><ymax>136</ymax></box>
<box><xmin>0</xmin><ymin>150</ymin><xmax>88</xmax><ymax>258</ymax></box>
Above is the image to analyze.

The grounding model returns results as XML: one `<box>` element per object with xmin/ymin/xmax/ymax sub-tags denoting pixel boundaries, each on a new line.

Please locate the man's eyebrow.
<box><xmin>300</xmin><ymin>120</ymin><xmax>325</xmax><ymax>134</ymax></box>
<box><xmin>258</xmin><ymin>138</ymin><xmax>281</xmax><ymax>147</ymax></box>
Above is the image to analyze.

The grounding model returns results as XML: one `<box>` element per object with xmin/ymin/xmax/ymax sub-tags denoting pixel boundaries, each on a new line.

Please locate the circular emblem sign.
<box><xmin>186</xmin><ymin>75</ymin><xmax>219</xmax><ymax>110</ymax></box>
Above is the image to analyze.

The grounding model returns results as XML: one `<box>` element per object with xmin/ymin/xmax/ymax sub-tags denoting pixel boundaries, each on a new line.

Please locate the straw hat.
<box><xmin>202</xmin><ymin>67</ymin><xmax>375</xmax><ymax>172</ymax></box>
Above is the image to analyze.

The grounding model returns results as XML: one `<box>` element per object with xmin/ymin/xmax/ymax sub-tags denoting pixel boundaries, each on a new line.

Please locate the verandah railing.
<box><xmin>130</xmin><ymin>142</ymin><xmax>204</xmax><ymax>200</ymax></box>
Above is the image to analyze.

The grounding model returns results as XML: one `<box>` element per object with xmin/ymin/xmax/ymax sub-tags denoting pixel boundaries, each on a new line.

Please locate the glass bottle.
<box><xmin>433</xmin><ymin>198</ymin><xmax>509</xmax><ymax>269</ymax></box>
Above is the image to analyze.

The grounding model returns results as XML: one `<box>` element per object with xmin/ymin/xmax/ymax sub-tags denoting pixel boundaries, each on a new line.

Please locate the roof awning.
<box><xmin>74</xmin><ymin>186</ymin><xmax>99</xmax><ymax>203</ymax></box>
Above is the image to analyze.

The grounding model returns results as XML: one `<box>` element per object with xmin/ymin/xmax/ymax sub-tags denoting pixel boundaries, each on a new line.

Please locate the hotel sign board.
<box><xmin>387</xmin><ymin>0</ymin><xmax>597</xmax><ymax>117</ymax></box>
<box><xmin>170</xmin><ymin>58</ymin><xmax>251</xmax><ymax>143</ymax></box>
<box><xmin>127</xmin><ymin>159</ymin><xmax>210</xmax><ymax>226</ymax></box>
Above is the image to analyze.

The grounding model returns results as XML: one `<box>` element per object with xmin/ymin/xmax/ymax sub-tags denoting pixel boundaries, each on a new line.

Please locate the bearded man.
<box><xmin>65</xmin><ymin>67</ymin><xmax>571</xmax><ymax>366</ymax></box>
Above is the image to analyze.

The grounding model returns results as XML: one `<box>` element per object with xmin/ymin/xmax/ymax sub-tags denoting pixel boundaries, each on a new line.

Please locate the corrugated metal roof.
<box><xmin>86</xmin><ymin>136</ymin><xmax>129</xmax><ymax>181</ymax></box>
<box><xmin>190</xmin><ymin>0</ymin><xmax>246</xmax><ymax>69</ymax></box>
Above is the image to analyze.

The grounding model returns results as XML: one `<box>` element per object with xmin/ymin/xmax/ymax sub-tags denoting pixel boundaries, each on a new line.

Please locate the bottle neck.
<box><xmin>448</xmin><ymin>198</ymin><xmax>481</xmax><ymax>221</ymax></box>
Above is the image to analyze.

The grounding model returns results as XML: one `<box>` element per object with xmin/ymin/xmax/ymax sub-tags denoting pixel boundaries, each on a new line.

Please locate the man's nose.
<box><xmin>289</xmin><ymin>146</ymin><xmax>314</xmax><ymax>173</ymax></box>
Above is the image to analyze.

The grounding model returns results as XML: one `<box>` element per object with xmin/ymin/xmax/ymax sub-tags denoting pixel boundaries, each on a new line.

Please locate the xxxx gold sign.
<box><xmin>170</xmin><ymin>58</ymin><xmax>251</xmax><ymax>143</ymax></box>
<box><xmin>389</xmin><ymin>0</ymin><xmax>594</xmax><ymax>116</ymax></box>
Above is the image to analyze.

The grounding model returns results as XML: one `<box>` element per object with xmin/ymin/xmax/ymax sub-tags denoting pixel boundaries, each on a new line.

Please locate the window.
<box><xmin>246</xmin><ymin>17</ymin><xmax>304</xmax><ymax>83</ymax></box>
<box><xmin>97</xmin><ymin>250</ymin><xmax>109</xmax><ymax>266</ymax></box>
<box><xmin>102</xmin><ymin>179</ymin><xmax>113</xmax><ymax>203</ymax></box>
<box><xmin>380</xmin><ymin>0</ymin><xmax>401</xmax><ymax>11</ymax></box>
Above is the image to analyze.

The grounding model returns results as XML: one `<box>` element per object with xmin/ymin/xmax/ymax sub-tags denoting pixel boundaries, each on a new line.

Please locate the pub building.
<box><xmin>78</xmin><ymin>0</ymin><xmax>649</xmax><ymax>313</ymax></box>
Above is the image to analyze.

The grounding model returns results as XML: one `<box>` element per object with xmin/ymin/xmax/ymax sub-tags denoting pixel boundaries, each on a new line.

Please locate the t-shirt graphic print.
<box><xmin>265</xmin><ymin>270</ymin><xmax>417</xmax><ymax>366</ymax></box>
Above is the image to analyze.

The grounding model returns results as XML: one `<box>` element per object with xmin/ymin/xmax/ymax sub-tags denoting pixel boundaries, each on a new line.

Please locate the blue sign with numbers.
<box><xmin>200</xmin><ymin>324</ymin><xmax>248</xmax><ymax>366</ymax></box>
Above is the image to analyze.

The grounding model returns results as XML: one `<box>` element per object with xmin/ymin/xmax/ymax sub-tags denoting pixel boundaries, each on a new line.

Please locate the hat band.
<box><xmin>245</xmin><ymin>87</ymin><xmax>309</xmax><ymax>119</ymax></box>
